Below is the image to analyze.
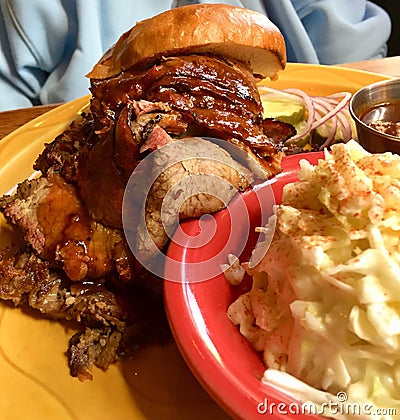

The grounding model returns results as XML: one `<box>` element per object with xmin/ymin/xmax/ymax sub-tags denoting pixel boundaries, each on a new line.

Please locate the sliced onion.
<box><xmin>282</xmin><ymin>88</ymin><xmax>316</xmax><ymax>143</ymax></box>
<box><xmin>312</xmin><ymin>96</ymin><xmax>353</xmax><ymax>147</ymax></box>
<box><xmin>319</xmin><ymin>116</ymin><xmax>338</xmax><ymax>149</ymax></box>
<box><xmin>259</xmin><ymin>86</ymin><xmax>353</xmax><ymax>149</ymax></box>
<box><xmin>259</xmin><ymin>86</ymin><xmax>303</xmax><ymax>103</ymax></box>
<box><xmin>310</xmin><ymin>92</ymin><xmax>351</xmax><ymax>131</ymax></box>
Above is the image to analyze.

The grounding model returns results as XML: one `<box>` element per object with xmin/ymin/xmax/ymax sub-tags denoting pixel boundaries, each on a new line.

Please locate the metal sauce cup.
<box><xmin>349</xmin><ymin>78</ymin><xmax>400</xmax><ymax>154</ymax></box>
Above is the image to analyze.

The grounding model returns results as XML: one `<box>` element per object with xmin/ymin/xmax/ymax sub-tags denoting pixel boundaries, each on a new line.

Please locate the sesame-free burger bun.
<box><xmin>87</xmin><ymin>4</ymin><xmax>286</xmax><ymax>80</ymax></box>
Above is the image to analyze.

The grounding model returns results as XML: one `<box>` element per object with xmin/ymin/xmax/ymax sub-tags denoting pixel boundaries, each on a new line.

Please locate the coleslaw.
<box><xmin>227</xmin><ymin>140</ymin><xmax>400</xmax><ymax>419</ymax></box>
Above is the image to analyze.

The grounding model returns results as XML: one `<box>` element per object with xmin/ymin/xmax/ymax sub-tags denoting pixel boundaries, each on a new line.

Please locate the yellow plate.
<box><xmin>0</xmin><ymin>63</ymin><xmax>388</xmax><ymax>419</ymax></box>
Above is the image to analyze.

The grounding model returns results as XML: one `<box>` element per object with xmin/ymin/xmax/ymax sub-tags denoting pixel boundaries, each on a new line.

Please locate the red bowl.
<box><xmin>164</xmin><ymin>151</ymin><xmax>325</xmax><ymax>420</ymax></box>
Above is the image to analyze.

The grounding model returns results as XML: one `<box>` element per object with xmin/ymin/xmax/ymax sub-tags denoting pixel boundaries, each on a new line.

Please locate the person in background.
<box><xmin>0</xmin><ymin>0</ymin><xmax>391</xmax><ymax>111</ymax></box>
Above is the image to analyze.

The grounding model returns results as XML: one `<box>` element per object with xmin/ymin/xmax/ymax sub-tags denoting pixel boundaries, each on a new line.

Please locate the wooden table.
<box><xmin>340</xmin><ymin>55</ymin><xmax>400</xmax><ymax>78</ymax></box>
<box><xmin>1</xmin><ymin>56</ymin><xmax>399</xmax><ymax>140</ymax></box>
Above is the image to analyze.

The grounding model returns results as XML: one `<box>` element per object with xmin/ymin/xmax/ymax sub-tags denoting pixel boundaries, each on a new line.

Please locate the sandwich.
<box><xmin>0</xmin><ymin>4</ymin><xmax>293</xmax><ymax>380</ymax></box>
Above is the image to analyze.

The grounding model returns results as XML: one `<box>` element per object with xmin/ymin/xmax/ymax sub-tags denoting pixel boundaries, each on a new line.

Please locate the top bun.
<box><xmin>87</xmin><ymin>4</ymin><xmax>286</xmax><ymax>80</ymax></box>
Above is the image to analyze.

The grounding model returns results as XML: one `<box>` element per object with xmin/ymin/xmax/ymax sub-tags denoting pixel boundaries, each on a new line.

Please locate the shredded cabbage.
<box><xmin>227</xmin><ymin>140</ymin><xmax>400</xmax><ymax>419</ymax></box>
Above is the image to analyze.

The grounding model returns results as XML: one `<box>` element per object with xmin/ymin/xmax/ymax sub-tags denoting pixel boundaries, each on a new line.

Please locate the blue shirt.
<box><xmin>0</xmin><ymin>0</ymin><xmax>391</xmax><ymax>110</ymax></box>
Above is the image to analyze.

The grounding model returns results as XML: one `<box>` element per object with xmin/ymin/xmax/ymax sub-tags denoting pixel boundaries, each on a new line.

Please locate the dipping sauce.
<box><xmin>361</xmin><ymin>101</ymin><xmax>400</xmax><ymax>137</ymax></box>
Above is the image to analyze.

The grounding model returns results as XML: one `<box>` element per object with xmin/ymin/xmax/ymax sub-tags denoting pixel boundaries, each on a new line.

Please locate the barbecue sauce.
<box><xmin>361</xmin><ymin>101</ymin><xmax>400</xmax><ymax>137</ymax></box>
<box><xmin>89</xmin><ymin>54</ymin><xmax>264</xmax><ymax>141</ymax></box>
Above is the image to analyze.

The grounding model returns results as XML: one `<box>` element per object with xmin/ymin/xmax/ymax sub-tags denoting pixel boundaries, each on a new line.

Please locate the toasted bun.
<box><xmin>87</xmin><ymin>4</ymin><xmax>286</xmax><ymax>80</ymax></box>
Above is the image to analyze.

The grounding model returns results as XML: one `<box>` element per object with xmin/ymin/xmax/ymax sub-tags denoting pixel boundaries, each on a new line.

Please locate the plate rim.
<box><xmin>163</xmin><ymin>152</ymin><xmax>325</xmax><ymax>420</ymax></box>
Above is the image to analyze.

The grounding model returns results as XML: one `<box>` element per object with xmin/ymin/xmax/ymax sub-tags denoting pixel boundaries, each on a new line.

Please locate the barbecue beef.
<box><xmin>89</xmin><ymin>55</ymin><xmax>287</xmax><ymax>173</ymax></box>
